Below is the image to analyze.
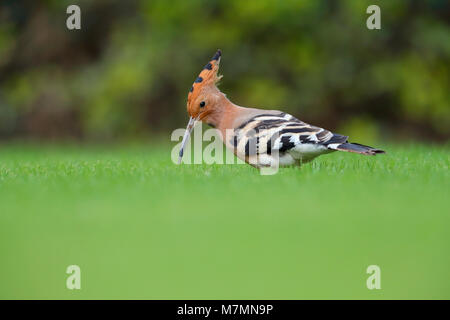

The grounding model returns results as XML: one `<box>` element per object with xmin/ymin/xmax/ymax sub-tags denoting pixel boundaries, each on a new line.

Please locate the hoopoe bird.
<box><xmin>179</xmin><ymin>50</ymin><xmax>385</xmax><ymax>168</ymax></box>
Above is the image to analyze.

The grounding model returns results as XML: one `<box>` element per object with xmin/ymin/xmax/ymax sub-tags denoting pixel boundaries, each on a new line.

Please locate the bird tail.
<box><xmin>327</xmin><ymin>142</ymin><xmax>385</xmax><ymax>155</ymax></box>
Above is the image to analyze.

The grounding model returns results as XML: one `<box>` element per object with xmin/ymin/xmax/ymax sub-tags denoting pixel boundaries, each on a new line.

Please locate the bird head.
<box><xmin>178</xmin><ymin>50</ymin><xmax>223</xmax><ymax>163</ymax></box>
<box><xmin>186</xmin><ymin>49</ymin><xmax>223</xmax><ymax>120</ymax></box>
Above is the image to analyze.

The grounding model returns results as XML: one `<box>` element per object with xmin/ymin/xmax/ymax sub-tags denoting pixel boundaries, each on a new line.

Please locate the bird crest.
<box><xmin>187</xmin><ymin>49</ymin><xmax>222</xmax><ymax>108</ymax></box>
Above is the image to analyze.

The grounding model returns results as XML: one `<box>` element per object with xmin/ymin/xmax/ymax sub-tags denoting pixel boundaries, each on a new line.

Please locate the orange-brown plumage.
<box><xmin>187</xmin><ymin>49</ymin><xmax>223</xmax><ymax>119</ymax></box>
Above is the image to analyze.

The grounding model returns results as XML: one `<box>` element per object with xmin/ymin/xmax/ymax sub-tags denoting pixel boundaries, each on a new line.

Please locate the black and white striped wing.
<box><xmin>231</xmin><ymin>112</ymin><xmax>348</xmax><ymax>157</ymax></box>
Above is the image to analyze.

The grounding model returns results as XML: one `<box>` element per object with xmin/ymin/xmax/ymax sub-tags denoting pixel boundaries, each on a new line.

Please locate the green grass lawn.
<box><xmin>0</xmin><ymin>142</ymin><xmax>449</xmax><ymax>299</ymax></box>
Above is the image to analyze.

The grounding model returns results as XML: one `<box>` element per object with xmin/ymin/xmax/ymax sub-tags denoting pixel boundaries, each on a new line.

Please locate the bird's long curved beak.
<box><xmin>178</xmin><ymin>116</ymin><xmax>199</xmax><ymax>164</ymax></box>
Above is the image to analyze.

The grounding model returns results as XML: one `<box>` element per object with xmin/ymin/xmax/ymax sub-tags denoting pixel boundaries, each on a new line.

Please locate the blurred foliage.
<box><xmin>0</xmin><ymin>0</ymin><xmax>449</xmax><ymax>141</ymax></box>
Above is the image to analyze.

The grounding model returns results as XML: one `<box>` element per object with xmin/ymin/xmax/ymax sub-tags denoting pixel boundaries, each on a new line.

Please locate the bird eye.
<box><xmin>200</xmin><ymin>101</ymin><xmax>206</xmax><ymax>108</ymax></box>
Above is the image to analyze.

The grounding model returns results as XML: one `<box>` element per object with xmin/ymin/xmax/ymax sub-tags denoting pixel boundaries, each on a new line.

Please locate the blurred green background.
<box><xmin>0</xmin><ymin>0</ymin><xmax>449</xmax><ymax>300</ymax></box>
<box><xmin>0</xmin><ymin>0</ymin><xmax>449</xmax><ymax>142</ymax></box>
